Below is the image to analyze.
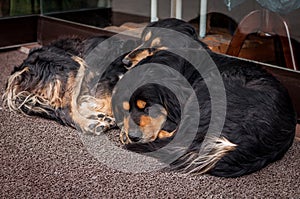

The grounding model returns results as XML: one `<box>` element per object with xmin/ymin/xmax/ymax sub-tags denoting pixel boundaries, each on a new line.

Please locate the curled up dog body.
<box><xmin>115</xmin><ymin>18</ymin><xmax>297</xmax><ymax>177</ymax></box>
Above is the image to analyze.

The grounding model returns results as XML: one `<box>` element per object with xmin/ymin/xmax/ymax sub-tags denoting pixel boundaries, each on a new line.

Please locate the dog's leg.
<box><xmin>71</xmin><ymin>56</ymin><xmax>115</xmax><ymax>135</ymax></box>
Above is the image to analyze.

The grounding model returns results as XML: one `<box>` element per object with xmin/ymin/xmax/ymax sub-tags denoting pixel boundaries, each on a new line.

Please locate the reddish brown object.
<box><xmin>296</xmin><ymin>124</ymin><xmax>300</xmax><ymax>141</ymax></box>
<box><xmin>226</xmin><ymin>9</ymin><xmax>297</xmax><ymax>70</ymax></box>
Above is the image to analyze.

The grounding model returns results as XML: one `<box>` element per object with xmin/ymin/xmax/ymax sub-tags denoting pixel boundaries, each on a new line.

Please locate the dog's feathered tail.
<box><xmin>2</xmin><ymin>66</ymin><xmax>58</xmax><ymax>115</ymax></box>
<box><xmin>170</xmin><ymin>136</ymin><xmax>237</xmax><ymax>175</ymax></box>
<box><xmin>3</xmin><ymin>67</ymin><xmax>29</xmax><ymax>112</ymax></box>
<box><xmin>2</xmin><ymin>64</ymin><xmax>70</xmax><ymax>125</ymax></box>
<box><xmin>187</xmin><ymin>136</ymin><xmax>237</xmax><ymax>174</ymax></box>
<box><xmin>2</xmin><ymin>67</ymin><xmax>50</xmax><ymax>115</ymax></box>
<box><xmin>126</xmin><ymin>135</ymin><xmax>237</xmax><ymax>175</ymax></box>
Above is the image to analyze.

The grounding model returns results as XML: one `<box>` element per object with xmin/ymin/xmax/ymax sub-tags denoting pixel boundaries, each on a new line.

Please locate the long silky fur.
<box><xmin>120</xmin><ymin>19</ymin><xmax>296</xmax><ymax>178</ymax></box>
<box><xmin>2</xmin><ymin>67</ymin><xmax>53</xmax><ymax>115</ymax></box>
<box><xmin>183</xmin><ymin>136</ymin><xmax>237</xmax><ymax>174</ymax></box>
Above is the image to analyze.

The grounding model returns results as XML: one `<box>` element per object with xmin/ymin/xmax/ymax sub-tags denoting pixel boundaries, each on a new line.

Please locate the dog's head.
<box><xmin>122</xmin><ymin>18</ymin><xmax>207</xmax><ymax>69</ymax></box>
<box><xmin>119</xmin><ymin>83</ymin><xmax>180</xmax><ymax>145</ymax></box>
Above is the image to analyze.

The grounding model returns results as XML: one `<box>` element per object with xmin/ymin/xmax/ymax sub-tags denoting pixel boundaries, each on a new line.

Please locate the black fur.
<box><xmin>141</xmin><ymin>18</ymin><xmax>209</xmax><ymax>50</ymax></box>
<box><xmin>6</xmin><ymin>36</ymin><xmax>130</xmax><ymax>129</ymax></box>
<box><xmin>122</xmin><ymin>49</ymin><xmax>296</xmax><ymax>177</ymax></box>
<box><xmin>145</xmin><ymin>18</ymin><xmax>203</xmax><ymax>44</ymax></box>
<box><xmin>117</xmin><ymin>18</ymin><xmax>297</xmax><ymax>177</ymax></box>
<box><xmin>9</xmin><ymin>45</ymin><xmax>81</xmax><ymax>126</ymax></box>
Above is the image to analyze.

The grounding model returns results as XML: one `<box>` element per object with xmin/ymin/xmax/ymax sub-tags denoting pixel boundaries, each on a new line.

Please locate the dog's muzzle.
<box><xmin>120</xmin><ymin>127</ymin><xmax>143</xmax><ymax>144</ymax></box>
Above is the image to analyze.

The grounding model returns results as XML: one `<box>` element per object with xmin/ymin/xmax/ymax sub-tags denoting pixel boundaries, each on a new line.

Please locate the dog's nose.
<box><xmin>128</xmin><ymin>130</ymin><xmax>142</xmax><ymax>142</ymax></box>
<box><xmin>122</xmin><ymin>57</ymin><xmax>132</xmax><ymax>67</ymax></box>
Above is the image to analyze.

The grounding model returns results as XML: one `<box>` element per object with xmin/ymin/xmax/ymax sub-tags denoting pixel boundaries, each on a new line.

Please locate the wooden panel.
<box><xmin>46</xmin><ymin>8</ymin><xmax>112</xmax><ymax>28</ymax></box>
<box><xmin>111</xmin><ymin>12</ymin><xmax>149</xmax><ymax>26</ymax></box>
<box><xmin>37</xmin><ymin>16</ymin><xmax>116</xmax><ymax>45</ymax></box>
<box><xmin>261</xmin><ymin>64</ymin><xmax>300</xmax><ymax>121</ymax></box>
<box><xmin>296</xmin><ymin>124</ymin><xmax>300</xmax><ymax>141</ymax></box>
<box><xmin>0</xmin><ymin>15</ymin><xmax>38</xmax><ymax>48</ymax></box>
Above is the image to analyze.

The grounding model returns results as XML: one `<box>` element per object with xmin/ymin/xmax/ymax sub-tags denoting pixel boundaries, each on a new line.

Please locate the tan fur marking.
<box><xmin>120</xmin><ymin>116</ymin><xmax>130</xmax><ymax>144</ymax></box>
<box><xmin>125</xmin><ymin>47</ymin><xmax>168</xmax><ymax>69</ymax></box>
<box><xmin>2</xmin><ymin>67</ymin><xmax>29</xmax><ymax>111</ymax></box>
<box><xmin>123</xmin><ymin>101</ymin><xmax>130</xmax><ymax>111</ymax></box>
<box><xmin>30</xmin><ymin>78</ymin><xmax>64</xmax><ymax>109</ymax></box>
<box><xmin>61</xmin><ymin>73</ymin><xmax>76</xmax><ymax>108</ymax></box>
<box><xmin>123</xmin><ymin>116</ymin><xmax>130</xmax><ymax>135</ymax></box>
<box><xmin>70</xmin><ymin>56</ymin><xmax>114</xmax><ymax>133</ymax></box>
<box><xmin>120</xmin><ymin>107</ymin><xmax>167</xmax><ymax>143</ymax></box>
<box><xmin>158</xmin><ymin>129</ymin><xmax>176</xmax><ymax>139</ymax></box>
<box><xmin>70</xmin><ymin>56</ymin><xmax>96</xmax><ymax>132</ymax></box>
<box><xmin>139</xmin><ymin>115</ymin><xmax>152</xmax><ymax>127</ymax></box>
<box><xmin>96</xmin><ymin>95</ymin><xmax>113</xmax><ymax>116</ymax></box>
<box><xmin>77</xmin><ymin>95</ymin><xmax>112</xmax><ymax>117</ymax></box>
<box><xmin>50</xmin><ymin>80</ymin><xmax>62</xmax><ymax>108</ymax></box>
<box><xmin>144</xmin><ymin>31</ymin><xmax>152</xmax><ymax>41</ymax></box>
<box><xmin>139</xmin><ymin>112</ymin><xmax>167</xmax><ymax>142</ymax></box>
<box><xmin>136</xmin><ymin>99</ymin><xmax>146</xmax><ymax>109</ymax></box>
<box><xmin>150</xmin><ymin>37</ymin><xmax>161</xmax><ymax>47</ymax></box>
<box><xmin>131</xmin><ymin>49</ymin><xmax>154</xmax><ymax>67</ymax></box>
<box><xmin>2</xmin><ymin>66</ymin><xmax>55</xmax><ymax>116</ymax></box>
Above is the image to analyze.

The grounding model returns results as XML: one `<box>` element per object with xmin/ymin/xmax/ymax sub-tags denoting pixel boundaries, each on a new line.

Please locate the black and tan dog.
<box><xmin>116</xmin><ymin>18</ymin><xmax>297</xmax><ymax>177</ymax></box>
<box><xmin>122</xmin><ymin>18</ymin><xmax>209</xmax><ymax>68</ymax></box>
<box><xmin>2</xmin><ymin>36</ymin><xmax>130</xmax><ymax>134</ymax></box>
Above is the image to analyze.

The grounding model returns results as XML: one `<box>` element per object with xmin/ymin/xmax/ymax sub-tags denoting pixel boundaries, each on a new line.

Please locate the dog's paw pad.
<box><xmin>94</xmin><ymin>124</ymin><xmax>108</xmax><ymax>135</ymax></box>
<box><xmin>97</xmin><ymin>113</ymin><xmax>105</xmax><ymax>118</ymax></box>
<box><xmin>104</xmin><ymin>116</ymin><xmax>115</xmax><ymax>126</ymax></box>
<box><xmin>83</xmin><ymin>114</ymin><xmax>116</xmax><ymax>135</ymax></box>
<box><xmin>93</xmin><ymin>117</ymin><xmax>116</xmax><ymax>135</ymax></box>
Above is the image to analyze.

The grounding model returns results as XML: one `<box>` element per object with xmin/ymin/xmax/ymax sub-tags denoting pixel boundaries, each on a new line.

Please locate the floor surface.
<box><xmin>0</xmin><ymin>49</ymin><xmax>299</xmax><ymax>198</ymax></box>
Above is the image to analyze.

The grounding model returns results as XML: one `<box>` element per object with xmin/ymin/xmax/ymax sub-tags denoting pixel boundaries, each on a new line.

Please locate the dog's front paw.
<box><xmin>93</xmin><ymin>114</ymin><xmax>116</xmax><ymax>135</ymax></box>
<box><xmin>80</xmin><ymin>114</ymin><xmax>116</xmax><ymax>135</ymax></box>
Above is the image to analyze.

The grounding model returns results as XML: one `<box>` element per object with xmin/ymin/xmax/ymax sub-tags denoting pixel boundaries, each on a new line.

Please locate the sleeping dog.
<box><xmin>116</xmin><ymin>18</ymin><xmax>297</xmax><ymax>177</ymax></box>
<box><xmin>3</xmin><ymin>18</ymin><xmax>296</xmax><ymax>177</ymax></box>
<box><xmin>3</xmin><ymin>36</ymin><xmax>130</xmax><ymax>134</ymax></box>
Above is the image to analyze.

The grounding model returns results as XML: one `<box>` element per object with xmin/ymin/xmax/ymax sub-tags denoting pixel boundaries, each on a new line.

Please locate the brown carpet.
<box><xmin>0</xmin><ymin>49</ymin><xmax>299</xmax><ymax>198</ymax></box>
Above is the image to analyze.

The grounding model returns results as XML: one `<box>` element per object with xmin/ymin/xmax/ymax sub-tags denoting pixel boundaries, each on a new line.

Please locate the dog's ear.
<box><xmin>153</xmin><ymin>85</ymin><xmax>181</xmax><ymax>127</ymax></box>
<box><xmin>184</xmin><ymin>25</ymin><xmax>199</xmax><ymax>40</ymax></box>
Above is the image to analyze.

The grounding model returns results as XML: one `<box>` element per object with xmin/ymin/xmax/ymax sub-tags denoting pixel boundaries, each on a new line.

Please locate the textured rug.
<box><xmin>0</xmin><ymin>49</ymin><xmax>299</xmax><ymax>198</ymax></box>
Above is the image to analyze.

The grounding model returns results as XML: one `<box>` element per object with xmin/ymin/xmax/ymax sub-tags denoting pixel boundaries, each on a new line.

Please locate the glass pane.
<box><xmin>42</xmin><ymin>0</ymin><xmax>112</xmax><ymax>28</ymax></box>
<box><xmin>0</xmin><ymin>0</ymin><xmax>111</xmax><ymax>28</ymax></box>
<box><xmin>0</xmin><ymin>0</ymin><xmax>40</xmax><ymax>17</ymax></box>
<box><xmin>41</xmin><ymin>0</ymin><xmax>111</xmax><ymax>13</ymax></box>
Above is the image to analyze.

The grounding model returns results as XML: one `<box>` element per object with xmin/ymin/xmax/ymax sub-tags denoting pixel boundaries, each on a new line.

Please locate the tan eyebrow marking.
<box><xmin>123</xmin><ymin>101</ymin><xmax>130</xmax><ymax>111</ymax></box>
<box><xmin>144</xmin><ymin>31</ymin><xmax>152</xmax><ymax>41</ymax></box>
<box><xmin>136</xmin><ymin>99</ymin><xmax>147</xmax><ymax>109</ymax></box>
<box><xmin>151</xmin><ymin>37</ymin><xmax>161</xmax><ymax>47</ymax></box>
